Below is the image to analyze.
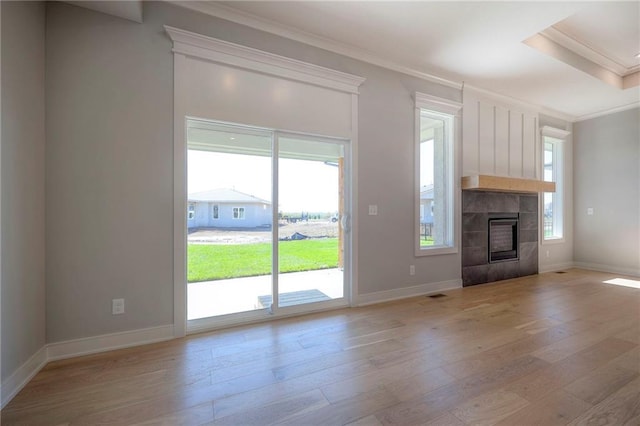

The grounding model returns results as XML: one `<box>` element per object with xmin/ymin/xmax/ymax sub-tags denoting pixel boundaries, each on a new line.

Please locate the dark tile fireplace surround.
<box><xmin>462</xmin><ymin>191</ymin><xmax>538</xmax><ymax>286</ymax></box>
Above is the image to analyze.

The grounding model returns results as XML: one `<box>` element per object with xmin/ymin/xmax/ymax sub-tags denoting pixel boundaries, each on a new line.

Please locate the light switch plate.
<box><xmin>368</xmin><ymin>205</ymin><xmax>378</xmax><ymax>216</ymax></box>
<box><xmin>112</xmin><ymin>298</ymin><xmax>125</xmax><ymax>315</ymax></box>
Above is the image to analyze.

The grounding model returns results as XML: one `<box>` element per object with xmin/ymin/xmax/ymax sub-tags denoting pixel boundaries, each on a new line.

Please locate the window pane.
<box><xmin>543</xmin><ymin>136</ymin><xmax>563</xmax><ymax>240</ymax></box>
<box><xmin>276</xmin><ymin>135</ymin><xmax>345</xmax><ymax>307</ymax></box>
<box><xmin>418</xmin><ymin>110</ymin><xmax>452</xmax><ymax>250</ymax></box>
<box><xmin>543</xmin><ymin>192</ymin><xmax>553</xmax><ymax>238</ymax></box>
<box><xmin>544</xmin><ymin>142</ymin><xmax>553</xmax><ymax>182</ymax></box>
<box><xmin>186</xmin><ymin>121</ymin><xmax>273</xmax><ymax>320</ymax></box>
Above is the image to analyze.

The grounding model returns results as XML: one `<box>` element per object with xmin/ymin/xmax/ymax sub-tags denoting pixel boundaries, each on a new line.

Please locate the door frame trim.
<box><xmin>169</xmin><ymin>29</ymin><xmax>363</xmax><ymax>337</ymax></box>
<box><xmin>177</xmin><ymin>119</ymin><xmax>355</xmax><ymax>335</ymax></box>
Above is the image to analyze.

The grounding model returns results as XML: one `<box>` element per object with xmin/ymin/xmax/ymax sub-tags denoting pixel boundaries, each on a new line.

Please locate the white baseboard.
<box><xmin>539</xmin><ymin>261</ymin><xmax>575</xmax><ymax>273</ymax></box>
<box><xmin>1</xmin><ymin>345</ymin><xmax>48</xmax><ymax>409</ymax></box>
<box><xmin>47</xmin><ymin>324</ymin><xmax>175</xmax><ymax>361</ymax></box>
<box><xmin>573</xmin><ymin>262</ymin><xmax>640</xmax><ymax>278</ymax></box>
<box><xmin>1</xmin><ymin>324</ymin><xmax>175</xmax><ymax>409</ymax></box>
<box><xmin>356</xmin><ymin>279</ymin><xmax>462</xmax><ymax>306</ymax></box>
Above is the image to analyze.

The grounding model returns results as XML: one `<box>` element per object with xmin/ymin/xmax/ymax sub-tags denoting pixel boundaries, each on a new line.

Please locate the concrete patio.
<box><xmin>188</xmin><ymin>268</ymin><xmax>343</xmax><ymax>320</ymax></box>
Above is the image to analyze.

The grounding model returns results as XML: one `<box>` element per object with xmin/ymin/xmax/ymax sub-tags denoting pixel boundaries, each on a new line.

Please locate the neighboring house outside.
<box><xmin>420</xmin><ymin>184</ymin><xmax>434</xmax><ymax>237</ymax></box>
<box><xmin>420</xmin><ymin>184</ymin><xmax>434</xmax><ymax>225</ymax></box>
<box><xmin>188</xmin><ymin>188</ymin><xmax>271</xmax><ymax>229</ymax></box>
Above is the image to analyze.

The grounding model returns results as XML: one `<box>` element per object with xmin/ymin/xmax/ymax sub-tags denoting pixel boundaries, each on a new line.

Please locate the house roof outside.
<box><xmin>420</xmin><ymin>184</ymin><xmax>434</xmax><ymax>201</ymax></box>
<box><xmin>188</xmin><ymin>188</ymin><xmax>271</xmax><ymax>205</ymax></box>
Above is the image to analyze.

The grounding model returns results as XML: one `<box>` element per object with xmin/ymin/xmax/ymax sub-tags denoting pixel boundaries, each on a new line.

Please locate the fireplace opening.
<box><xmin>488</xmin><ymin>213</ymin><xmax>519</xmax><ymax>263</ymax></box>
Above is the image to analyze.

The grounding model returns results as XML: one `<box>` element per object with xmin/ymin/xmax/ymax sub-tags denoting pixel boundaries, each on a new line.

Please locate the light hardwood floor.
<box><xmin>3</xmin><ymin>269</ymin><xmax>639</xmax><ymax>425</ymax></box>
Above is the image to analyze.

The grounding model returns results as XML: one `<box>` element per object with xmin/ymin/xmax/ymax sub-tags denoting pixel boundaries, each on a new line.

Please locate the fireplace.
<box><xmin>462</xmin><ymin>191</ymin><xmax>538</xmax><ymax>287</ymax></box>
<box><xmin>488</xmin><ymin>214</ymin><xmax>519</xmax><ymax>263</ymax></box>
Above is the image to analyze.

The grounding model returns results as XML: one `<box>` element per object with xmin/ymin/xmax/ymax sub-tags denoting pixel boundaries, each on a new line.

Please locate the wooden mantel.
<box><xmin>462</xmin><ymin>175</ymin><xmax>555</xmax><ymax>193</ymax></box>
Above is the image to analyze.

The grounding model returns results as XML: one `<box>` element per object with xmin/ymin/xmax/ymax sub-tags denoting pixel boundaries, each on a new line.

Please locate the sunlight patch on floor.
<box><xmin>603</xmin><ymin>277</ymin><xmax>640</xmax><ymax>289</ymax></box>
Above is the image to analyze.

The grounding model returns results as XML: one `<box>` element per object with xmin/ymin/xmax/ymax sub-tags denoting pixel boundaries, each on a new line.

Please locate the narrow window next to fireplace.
<box><xmin>488</xmin><ymin>214</ymin><xmax>519</xmax><ymax>263</ymax></box>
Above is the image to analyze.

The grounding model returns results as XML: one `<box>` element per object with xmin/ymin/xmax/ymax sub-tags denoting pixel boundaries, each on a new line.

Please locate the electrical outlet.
<box><xmin>546</xmin><ymin>250</ymin><xmax>550</xmax><ymax>258</ymax></box>
<box><xmin>409</xmin><ymin>265</ymin><xmax>415</xmax><ymax>276</ymax></box>
<box><xmin>112</xmin><ymin>298</ymin><xmax>125</xmax><ymax>315</ymax></box>
<box><xmin>368</xmin><ymin>205</ymin><xmax>378</xmax><ymax>216</ymax></box>
<box><xmin>587</xmin><ymin>207</ymin><xmax>594</xmax><ymax>216</ymax></box>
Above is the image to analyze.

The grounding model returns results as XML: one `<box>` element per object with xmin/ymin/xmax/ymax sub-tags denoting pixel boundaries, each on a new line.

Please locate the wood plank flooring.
<box><xmin>2</xmin><ymin>269</ymin><xmax>639</xmax><ymax>425</ymax></box>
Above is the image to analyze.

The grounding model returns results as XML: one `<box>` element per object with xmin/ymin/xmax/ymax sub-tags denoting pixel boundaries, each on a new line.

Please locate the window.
<box><xmin>233</xmin><ymin>207</ymin><xmax>245</xmax><ymax>220</ymax></box>
<box><xmin>415</xmin><ymin>93</ymin><xmax>460</xmax><ymax>255</ymax></box>
<box><xmin>212</xmin><ymin>204</ymin><xmax>219</xmax><ymax>219</ymax></box>
<box><xmin>188</xmin><ymin>203</ymin><xmax>195</xmax><ymax>220</ymax></box>
<box><xmin>541</xmin><ymin>126</ymin><xmax>569</xmax><ymax>241</ymax></box>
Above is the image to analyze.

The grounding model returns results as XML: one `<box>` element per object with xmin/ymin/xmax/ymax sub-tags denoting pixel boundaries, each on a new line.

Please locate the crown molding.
<box><xmin>165</xmin><ymin>26</ymin><xmax>365</xmax><ymax>94</ymax></box>
<box><xmin>526</xmin><ymin>30</ymin><xmax>639</xmax><ymax>93</ymax></box>
<box><xmin>167</xmin><ymin>0</ymin><xmax>462</xmax><ymax>90</ymax></box>
<box><xmin>544</xmin><ymin>26</ymin><xmax>640</xmax><ymax>77</ymax></box>
<box><xmin>524</xmin><ymin>33</ymin><xmax>625</xmax><ymax>91</ymax></box>
<box><xmin>575</xmin><ymin>101</ymin><xmax>640</xmax><ymax>122</ymax></box>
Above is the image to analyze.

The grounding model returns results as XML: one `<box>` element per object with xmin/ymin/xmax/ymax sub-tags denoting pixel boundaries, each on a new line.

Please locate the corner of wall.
<box><xmin>1</xmin><ymin>324</ymin><xmax>175</xmax><ymax>408</ymax></box>
<box><xmin>1</xmin><ymin>0</ymin><xmax>47</xmax><ymax>398</ymax></box>
<box><xmin>0</xmin><ymin>346</ymin><xmax>47</xmax><ymax>409</ymax></box>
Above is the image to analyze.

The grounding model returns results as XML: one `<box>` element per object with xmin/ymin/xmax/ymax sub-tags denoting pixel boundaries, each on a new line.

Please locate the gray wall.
<box><xmin>45</xmin><ymin>1</ymin><xmax>462</xmax><ymax>343</ymax></box>
<box><xmin>574</xmin><ymin>108</ymin><xmax>640</xmax><ymax>275</ymax></box>
<box><xmin>46</xmin><ymin>2</ymin><xmax>174</xmax><ymax>342</ymax></box>
<box><xmin>1</xmin><ymin>1</ymin><xmax>46</xmax><ymax>381</ymax></box>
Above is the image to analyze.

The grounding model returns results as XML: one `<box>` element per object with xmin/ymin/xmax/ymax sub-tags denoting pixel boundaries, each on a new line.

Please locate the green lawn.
<box><xmin>188</xmin><ymin>238</ymin><xmax>338</xmax><ymax>282</ymax></box>
<box><xmin>420</xmin><ymin>237</ymin><xmax>435</xmax><ymax>246</ymax></box>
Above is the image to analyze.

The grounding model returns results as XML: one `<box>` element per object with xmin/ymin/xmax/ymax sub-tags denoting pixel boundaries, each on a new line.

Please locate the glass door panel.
<box><xmin>275</xmin><ymin>135</ymin><xmax>345</xmax><ymax>309</ymax></box>
<box><xmin>186</xmin><ymin>120</ymin><xmax>273</xmax><ymax>320</ymax></box>
<box><xmin>186</xmin><ymin>119</ymin><xmax>350</xmax><ymax>325</ymax></box>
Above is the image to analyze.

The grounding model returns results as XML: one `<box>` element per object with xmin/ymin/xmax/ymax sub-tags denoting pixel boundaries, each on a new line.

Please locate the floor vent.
<box><xmin>428</xmin><ymin>293</ymin><xmax>447</xmax><ymax>299</ymax></box>
<box><xmin>555</xmin><ymin>271</ymin><xmax>567</xmax><ymax>274</ymax></box>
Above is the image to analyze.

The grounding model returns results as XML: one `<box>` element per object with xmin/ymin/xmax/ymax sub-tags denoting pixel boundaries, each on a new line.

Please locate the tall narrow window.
<box><xmin>415</xmin><ymin>93</ymin><xmax>460</xmax><ymax>255</ymax></box>
<box><xmin>212</xmin><ymin>204</ymin><xmax>219</xmax><ymax>219</ymax></box>
<box><xmin>541</xmin><ymin>126</ymin><xmax>569</xmax><ymax>241</ymax></box>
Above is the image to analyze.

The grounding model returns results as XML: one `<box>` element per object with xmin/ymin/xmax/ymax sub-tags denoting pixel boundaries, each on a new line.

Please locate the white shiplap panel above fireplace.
<box><xmin>462</xmin><ymin>88</ymin><xmax>539</xmax><ymax>180</ymax></box>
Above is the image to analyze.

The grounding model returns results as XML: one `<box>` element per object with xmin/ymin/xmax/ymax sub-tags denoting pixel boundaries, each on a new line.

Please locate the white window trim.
<box><xmin>415</xmin><ymin>92</ymin><xmax>461</xmax><ymax>257</ymax></box>
<box><xmin>540</xmin><ymin>126</ymin><xmax>570</xmax><ymax>244</ymax></box>
<box><xmin>541</xmin><ymin>126</ymin><xmax>571</xmax><ymax>140</ymax></box>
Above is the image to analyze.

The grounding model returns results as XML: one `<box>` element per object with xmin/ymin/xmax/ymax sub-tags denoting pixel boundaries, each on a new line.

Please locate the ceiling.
<box><xmin>68</xmin><ymin>1</ymin><xmax>639</xmax><ymax>121</ymax></box>
<box><xmin>175</xmin><ymin>1</ymin><xmax>640</xmax><ymax>121</ymax></box>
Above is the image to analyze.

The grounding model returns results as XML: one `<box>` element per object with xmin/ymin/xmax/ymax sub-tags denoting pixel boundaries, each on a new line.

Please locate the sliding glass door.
<box><xmin>186</xmin><ymin>119</ymin><xmax>349</xmax><ymax>324</ymax></box>
<box><xmin>187</xmin><ymin>121</ymin><xmax>273</xmax><ymax>320</ymax></box>
<box><xmin>275</xmin><ymin>134</ymin><xmax>345</xmax><ymax>309</ymax></box>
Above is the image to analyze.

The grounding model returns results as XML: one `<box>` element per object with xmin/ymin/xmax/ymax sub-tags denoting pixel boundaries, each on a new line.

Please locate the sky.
<box><xmin>188</xmin><ymin>150</ymin><xmax>340</xmax><ymax>213</ymax></box>
<box><xmin>420</xmin><ymin>139</ymin><xmax>435</xmax><ymax>187</ymax></box>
